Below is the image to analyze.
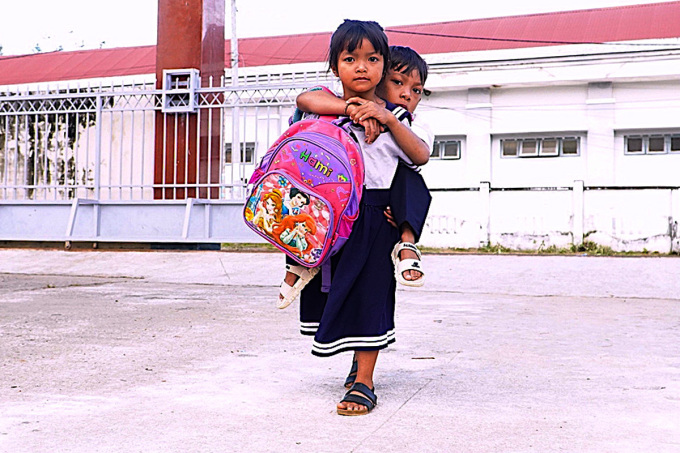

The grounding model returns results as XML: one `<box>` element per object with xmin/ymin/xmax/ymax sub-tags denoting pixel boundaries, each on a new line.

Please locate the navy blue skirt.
<box><xmin>299</xmin><ymin>189</ymin><xmax>400</xmax><ymax>357</ymax></box>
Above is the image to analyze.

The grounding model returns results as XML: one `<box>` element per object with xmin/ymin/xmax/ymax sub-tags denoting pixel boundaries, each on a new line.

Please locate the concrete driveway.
<box><xmin>1</xmin><ymin>249</ymin><xmax>679</xmax><ymax>452</ymax></box>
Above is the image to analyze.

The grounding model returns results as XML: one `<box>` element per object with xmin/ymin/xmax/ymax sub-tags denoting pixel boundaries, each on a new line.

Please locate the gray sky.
<box><xmin>0</xmin><ymin>0</ymin><xmax>675</xmax><ymax>56</ymax></box>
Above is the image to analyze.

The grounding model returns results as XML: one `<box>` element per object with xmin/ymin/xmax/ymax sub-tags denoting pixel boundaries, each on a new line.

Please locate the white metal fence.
<box><xmin>0</xmin><ymin>73</ymin><xmax>342</xmax><ymax>243</ymax></box>
<box><xmin>0</xmin><ymin>75</ymin><xmax>678</xmax><ymax>252</ymax></box>
<box><xmin>0</xmin><ymin>74</ymin><xmax>341</xmax><ymax>201</ymax></box>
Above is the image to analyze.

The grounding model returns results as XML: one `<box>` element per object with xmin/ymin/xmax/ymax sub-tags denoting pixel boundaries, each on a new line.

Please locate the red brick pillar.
<box><xmin>154</xmin><ymin>0</ymin><xmax>225</xmax><ymax>199</ymax></box>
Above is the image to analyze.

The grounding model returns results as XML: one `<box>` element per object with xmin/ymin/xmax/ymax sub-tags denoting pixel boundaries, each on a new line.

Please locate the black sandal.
<box><xmin>344</xmin><ymin>356</ymin><xmax>358</xmax><ymax>389</ymax></box>
<box><xmin>337</xmin><ymin>382</ymin><xmax>377</xmax><ymax>416</ymax></box>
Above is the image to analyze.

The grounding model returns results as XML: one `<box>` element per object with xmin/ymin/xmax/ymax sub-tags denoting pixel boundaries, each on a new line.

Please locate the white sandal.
<box><xmin>391</xmin><ymin>242</ymin><xmax>425</xmax><ymax>287</ymax></box>
<box><xmin>277</xmin><ymin>264</ymin><xmax>319</xmax><ymax>309</ymax></box>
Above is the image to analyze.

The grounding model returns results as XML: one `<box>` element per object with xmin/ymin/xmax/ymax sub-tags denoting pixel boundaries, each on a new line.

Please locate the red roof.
<box><xmin>2</xmin><ymin>1</ymin><xmax>680</xmax><ymax>86</ymax></box>
<box><xmin>0</xmin><ymin>46</ymin><xmax>157</xmax><ymax>86</ymax></box>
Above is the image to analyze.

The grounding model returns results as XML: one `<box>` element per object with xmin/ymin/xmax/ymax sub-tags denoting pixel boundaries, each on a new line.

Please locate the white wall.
<box><xmin>414</xmin><ymin>48</ymin><xmax>680</xmax><ymax>251</ymax></box>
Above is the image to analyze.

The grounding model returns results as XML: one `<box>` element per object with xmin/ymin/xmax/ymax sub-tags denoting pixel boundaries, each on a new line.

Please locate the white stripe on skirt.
<box><xmin>311</xmin><ymin>329</ymin><xmax>395</xmax><ymax>356</ymax></box>
<box><xmin>300</xmin><ymin>322</ymin><xmax>319</xmax><ymax>334</ymax></box>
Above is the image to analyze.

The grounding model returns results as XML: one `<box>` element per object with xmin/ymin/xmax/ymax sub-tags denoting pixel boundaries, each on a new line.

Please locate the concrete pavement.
<box><xmin>1</xmin><ymin>249</ymin><xmax>679</xmax><ymax>452</ymax></box>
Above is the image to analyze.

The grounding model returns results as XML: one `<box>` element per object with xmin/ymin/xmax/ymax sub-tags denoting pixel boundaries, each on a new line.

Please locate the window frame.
<box><xmin>624</xmin><ymin>133</ymin><xmax>680</xmax><ymax>155</ymax></box>
<box><xmin>430</xmin><ymin>137</ymin><xmax>463</xmax><ymax>160</ymax></box>
<box><xmin>561</xmin><ymin>137</ymin><xmax>580</xmax><ymax>156</ymax></box>
<box><xmin>539</xmin><ymin>138</ymin><xmax>559</xmax><ymax>157</ymax></box>
<box><xmin>671</xmin><ymin>135</ymin><xmax>680</xmax><ymax>153</ymax></box>
<box><xmin>500</xmin><ymin>136</ymin><xmax>582</xmax><ymax>159</ymax></box>
<box><xmin>519</xmin><ymin>139</ymin><xmax>539</xmax><ymax>157</ymax></box>
<box><xmin>501</xmin><ymin>139</ymin><xmax>519</xmax><ymax>157</ymax></box>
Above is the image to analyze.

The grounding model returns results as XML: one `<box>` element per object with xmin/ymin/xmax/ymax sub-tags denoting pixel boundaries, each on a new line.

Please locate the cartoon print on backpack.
<box><xmin>273</xmin><ymin>213</ymin><xmax>319</xmax><ymax>259</ymax></box>
<box><xmin>251</xmin><ymin>188</ymin><xmax>283</xmax><ymax>237</ymax></box>
<box><xmin>244</xmin><ymin>172</ymin><xmax>332</xmax><ymax>266</ymax></box>
<box><xmin>243</xmin><ymin>183</ymin><xmax>263</xmax><ymax>222</ymax></box>
<box><xmin>283</xmin><ymin>187</ymin><xmax>310</xmax><ymax>216</ymax></box>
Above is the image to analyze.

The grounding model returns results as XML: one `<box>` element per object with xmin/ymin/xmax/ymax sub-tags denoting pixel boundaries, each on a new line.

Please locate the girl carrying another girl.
<box><xmin>294</xmin><ymin>19</ymin><xmax>430</xmax><ymax>416</ymax></box>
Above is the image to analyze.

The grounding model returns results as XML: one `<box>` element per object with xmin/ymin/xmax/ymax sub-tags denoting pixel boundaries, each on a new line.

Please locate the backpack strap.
<box><xmin>321</xmin><ymin>261</ymin><xmax>332</xmax><ymax>293</ymax></box>
<box><xmin>290</xmin><ymin>86</ymin><xmax>339</xmax><ymax>125</ymax></box>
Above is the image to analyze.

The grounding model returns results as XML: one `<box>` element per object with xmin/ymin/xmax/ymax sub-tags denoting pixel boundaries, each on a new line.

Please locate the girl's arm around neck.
<box><xmin>347</xmin><ymin>97</ymin><xmax>430</xmax><ymax>166</ymax></box>
<box><xmin>383</xmin><ymin>116</ymin><xmax>430</xmax><ymax>166</ymax></box>
<box><xmin>297</xmin><ymin>89</ymin><xmax>382</xmax><ymax>143</ymax></box>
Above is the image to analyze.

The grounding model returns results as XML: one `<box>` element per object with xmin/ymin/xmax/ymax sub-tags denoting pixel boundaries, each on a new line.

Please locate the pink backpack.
<box><xmin>244</xmin><ymin>117</ymin><xmax>364</xmax><ymax>270</ymax></box>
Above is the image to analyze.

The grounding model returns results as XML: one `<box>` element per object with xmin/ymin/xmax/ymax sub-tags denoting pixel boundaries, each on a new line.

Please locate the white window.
<box><xmin>225</xmin><ymin>142</ymin><xmax>256</xmax><ymax>164</ymax></box>
<box><xmin>502</xmin><ymin>139</ymin><xmax>518</xmax><ymax>157</ymax></box>
<box><xmin>431</xmin><ymin>138</ymin><xmax>463</xmax><ymax>160</ymax></box>
<box><xmin>501</xmin><ymin>137</ymin><xmax>580</xmax><ymax>158</ymax></box>
<box><xmin>625</xmin><ymin>133</ymin><xmax>680</xmax><ymax>155</ymax></box>
<box><xmin>648</xmin><ymin>135</ymin><xmax>666</xmax><ymax>153</ymax></box>
<box><xmin>519</xmin><ymin>139</ymin><xmax>538</xmax><ymax>157</ymax></box>
<box><xmin>561</xmin><ymin>138</ymin><xmax>580</xmax><ymax>155</ymax></box>
<box><xmin>671</xmin><ymin>135</ymin><xmax>680</xmax><ymax>153</ymax></box>
<box><xmin>540</xmin><ymin>138</ymin><xmax>559</xmax><ymax>156</ymax></box>
<box><xmin>625</xmin><ymin>136</ymin><xmax>643</xmax><ymax>154</ymax></box>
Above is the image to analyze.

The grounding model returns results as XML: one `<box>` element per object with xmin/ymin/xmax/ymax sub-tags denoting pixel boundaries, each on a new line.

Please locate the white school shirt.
<box><xmin>350</xmin><ymin>116</ymin><xmax>415</xmax><ymax>189</ymax></box>
<box><xmin>353</xmin><ymin>114</ymin><xmax>434</xmax><ymax>187</ymax></box>
<box><xmin>412</xmin><ymin>116</ymin><xmax>434</xmax><ymax>152</ymax></box>
<box><xmin>298</xmin><ymin>106</ymin><xmax>432</xmax><ymax>188</ymax></box>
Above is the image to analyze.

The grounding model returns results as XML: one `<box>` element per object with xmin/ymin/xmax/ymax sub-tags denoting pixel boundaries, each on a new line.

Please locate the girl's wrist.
<box><xmin>344</xmin><ymin>102</ymin><xmax>358</xmax><ymax>116</ymax></box>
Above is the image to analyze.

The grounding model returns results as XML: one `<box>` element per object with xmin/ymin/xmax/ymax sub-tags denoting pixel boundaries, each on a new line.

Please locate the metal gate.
<box><xmin>0</xmin><ymin>72</ymin><xmax>338</xmax><ymax>244</ymax></box>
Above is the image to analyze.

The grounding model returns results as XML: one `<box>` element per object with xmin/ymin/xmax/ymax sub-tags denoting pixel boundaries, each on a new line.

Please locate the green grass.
<box><xmin>419</xmin><ymin>241</ymin><xmax>676</xmax><ymax>257</ymax></box>
<box><xmin>221</xmin><ymin>242</ymin><xmax>677</xmax><ymax>257</ymax></box>
<box><xmin>220</xmin><ymin>243</ymin><xmax>278</xmax><ymax>252</ymax></box>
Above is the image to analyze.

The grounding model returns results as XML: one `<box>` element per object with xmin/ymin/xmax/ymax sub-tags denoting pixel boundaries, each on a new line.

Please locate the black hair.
<box><xmin>388</xmin><ymin>45</ymin><xmax>429</xmax><ymax>86</ymax></box>
<box><xmin>328</xmin><ymin>19</ymin><xmax>390</xmax><ymax>78</ymax></box>
<box><xmin>289</xmin><ymin>187</ymin><xmax>310</xmax><ymax>205</ymax></box>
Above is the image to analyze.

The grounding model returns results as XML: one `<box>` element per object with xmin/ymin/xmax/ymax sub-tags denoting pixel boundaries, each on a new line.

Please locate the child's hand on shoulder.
<box><xmin>346</xmin><ymin>97</ymin><xmax>391</xmax><ymax>124</ymax></box>
<box><xmin>346</xmin><ymin>97</ymin><xmax>391</xmax><ymax>144</ymax></box>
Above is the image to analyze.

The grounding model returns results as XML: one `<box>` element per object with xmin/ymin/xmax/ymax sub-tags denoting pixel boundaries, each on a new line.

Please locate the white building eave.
<box><xmin>425</xmin><ymin>39</ymin><xmax>680</xmax><ymax>90</ymax></box>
